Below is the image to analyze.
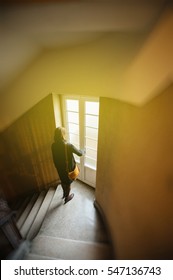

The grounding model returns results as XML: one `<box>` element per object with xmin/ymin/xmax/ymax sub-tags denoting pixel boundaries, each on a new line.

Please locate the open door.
<box><xmin>62</xmin><ymin>96</ymin><xmax>99</xmax><ymax>188</ymax></box>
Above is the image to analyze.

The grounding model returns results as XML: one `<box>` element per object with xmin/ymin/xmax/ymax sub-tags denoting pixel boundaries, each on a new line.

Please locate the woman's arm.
<box><xmin>70</xmin><ymin>144</ymin><xmax>84</xmax><ymax>157</ymax></box>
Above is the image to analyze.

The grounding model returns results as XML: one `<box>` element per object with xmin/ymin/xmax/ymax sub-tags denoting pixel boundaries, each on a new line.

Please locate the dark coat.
<box><xmin>51</xmin><ymin>140</ymin><xmax>83</xmax><ymax>185</ymax></box>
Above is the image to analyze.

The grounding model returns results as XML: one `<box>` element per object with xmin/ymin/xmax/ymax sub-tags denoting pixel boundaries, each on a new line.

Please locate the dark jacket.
<box><xmin>51</xmin><ymin>140</ymin><xmax>83</xmax><ymax>184</ymax></box>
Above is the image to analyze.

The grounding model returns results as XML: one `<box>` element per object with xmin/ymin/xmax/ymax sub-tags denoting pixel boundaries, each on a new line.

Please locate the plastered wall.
<box><xmin>96</xmin><ymin>84</ymin><xmax>173</xmax><ymax>259</ymax></box>
<box><xmin>121</xmin><ymin>8</ymin><xmax>173</xmax><ymax>104</ymax></box>
<box><xmin>0</xmin><ymin>8</ymin><xmax>173</xmax><ymax>131</ymax></box>
<box><xmin>0</xmin><ymin>32</ymin><xmax>146</xmax><ymax>131</ymax></box>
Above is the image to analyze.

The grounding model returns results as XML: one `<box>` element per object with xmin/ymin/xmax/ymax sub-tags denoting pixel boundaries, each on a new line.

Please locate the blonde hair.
<box><xmin>54</xmin><ymin>127</ymin><xmax>66</xmax><ymax>142</ymax></box>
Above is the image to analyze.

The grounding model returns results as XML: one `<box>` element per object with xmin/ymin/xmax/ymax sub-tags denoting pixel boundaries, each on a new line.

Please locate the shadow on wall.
<box><xmin>0</xmin><ymin>94</ymin><xmax>59</xmax><ymax>203</ymax></box>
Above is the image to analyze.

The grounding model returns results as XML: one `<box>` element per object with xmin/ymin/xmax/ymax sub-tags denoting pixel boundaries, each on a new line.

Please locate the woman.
<box><xmin>51</xmin><ymin>127</ymin><xmax>83</xmax><ymax>204</ymax></box>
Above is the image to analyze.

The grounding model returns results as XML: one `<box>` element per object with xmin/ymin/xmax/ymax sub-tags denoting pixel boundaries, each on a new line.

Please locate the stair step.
<box><xmin>43</xmin><ymin>185</ymin><xmax>62</xmax><ymax>211</ymax></box>
<box><xmin>16</xmin><ymin>193</ymin><xmax>39</xmax><ymax>229</ymax></box>
<box><xmin>15</xmin><ymin>195</ymin><xmax>33</xmax><ymax>221</ymax></box>
<box><xmin>23</xmin><ymin>253</ymin><xmax>59</xmax><ymax>260</ymax></box>
<box><xmin>38</xmin><ymin>185</ymin><xmax>64</xmax><ymax>236</ymax></box>
<box><xmin>26</xmin><ymin>187</ymin><xmax>56</xmax><ymax>240</ymax></box>
<box><xmin>20</xmin><ymin>191</ymin><xmax>47</xmax><ymax>238</ymax></box>
<box><xmin>29</xmin><ymin>235</ymin><xmax>112</xmax><ymax>260</ymax></box>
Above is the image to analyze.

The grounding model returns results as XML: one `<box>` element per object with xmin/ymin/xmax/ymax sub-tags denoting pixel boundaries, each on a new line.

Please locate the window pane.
<box><xmin>85</xmin><ymin>138</ymin><xmax>97</xmax><ymax>150</ymax></box>
<box><xmin>68</xmin><ymin>123</ymin><xmax>79</xmax><ymax>134</ymax></box>
<box><xmin>86</xmin><ymin>127</ymin><xmax>98</xmax><ymax>140</ymax></box>
<box><xmin>67</xmin><ymin>112</ymin><xmax>79</xmax><ymax>124</ymax></box>
<box><xmin>66</xmin><ymin>100</ymin><xmax>79</xmax><ymax>112</ymax></box>
<box><xmin>86</xmin><ymin>148</ymin><xmax>97</xmax><ymax>160</ymax></box>
<box><xmin>74</xmin><ymin>154</ymin><xmax>80</xmax><ymax>163</ymax></box>
<box><xmin>69</xmin><ymin>133</ymin><xmax>79</xmax><ymax>147</ymax></box>
<box><xmin>85</xmin><ymin>157</ymin><xmax>97</xmax><ymax>169</ymax></box>
<box><xmin>85</xmin><ymin>101</ymin><xmax>99</xmax><ymax>115</ymax></box>
<box><xmin>85</xmin><ymin>115</ymin><xmax>98</xmax><ymax>129</ymax></box>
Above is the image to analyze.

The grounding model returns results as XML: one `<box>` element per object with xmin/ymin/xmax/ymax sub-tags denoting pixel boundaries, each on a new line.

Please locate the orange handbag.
<box><xmin>65</xmin><ymin>144</ymin><xmax>80</xmax><ymax>180</ymax></box>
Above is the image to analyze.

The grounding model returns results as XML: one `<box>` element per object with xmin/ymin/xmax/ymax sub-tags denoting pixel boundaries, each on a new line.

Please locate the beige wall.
<box><xmin>0</xmin><ymin>8</ymin><xmax>172</xmax><ymax>131</ymax></box>
<box><xmin>0</xmin><ymin>32</ymin><xmax>146</xmax><ymax>131</ymax></box>
<box><xmin>122</xmin><ymin>8</ymin><xmax>173</xmax><ymax>105</ymax></box>
<box><xmin>96</xmin><ymin>84</ymin><xmax>173</xmax><ymax>259</ymax></box>
<box><xmin>52</xmin><ymin>93</ymin><xmax>62</xmax><ymax>128</ymax></box>
<box><xmin>1</xmin><ymin>7</ymin><xmax>173</xmax><ymax>132</ymax></box>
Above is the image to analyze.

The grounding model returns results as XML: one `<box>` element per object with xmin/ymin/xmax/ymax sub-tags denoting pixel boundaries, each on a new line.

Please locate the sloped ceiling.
<box><xmin>0</xmin><ymin>0</ymin><xmax>169</xmax><ymax>91</ymax></box>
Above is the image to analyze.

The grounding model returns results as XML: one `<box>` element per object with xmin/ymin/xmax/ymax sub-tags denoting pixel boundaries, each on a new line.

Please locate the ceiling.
<box><xmin>0</xmin><ymin>0</ymin><xmax>170</xmax><ymax>91</ymax></box>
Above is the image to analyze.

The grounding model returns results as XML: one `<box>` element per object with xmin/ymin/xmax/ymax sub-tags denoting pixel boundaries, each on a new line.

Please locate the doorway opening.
<box><xmin>62</xmin><ymin>96</ymin><xmax>99</xmax><ymax>188</ymax></box>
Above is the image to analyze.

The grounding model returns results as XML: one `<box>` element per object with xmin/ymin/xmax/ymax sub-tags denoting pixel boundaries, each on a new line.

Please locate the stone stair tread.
<box><xmin>16</xmin><ymin>193</ymin><xmax>39</xmax><ymax>229</ymax></box>
<box><xmin>45</xmin><ymin>184</ymin><xmax>62</xmax><ymax>211</ymax></box>
<box><xmin>24</xmin><ymin>253</ymin><xmax>59</xmax><ymax>260</ymax></box>
<box><xmin>15</xmin><ymin>194</ymin><xmax>33</xmax><ymax>221</ymax></box>
<box><xmin>26</xmin><ymin>187</ymin><xmax>56</xmax><ymax>240</ymax></box>
<box><xmin>29</xmin><ymin>235</ymin><xmax>112</xmax><ymax>260</ymax></box>
<box><xmin>20</xmin><ymin>191</ymin><xmax>47</xmax><ymax>238</ymax></box>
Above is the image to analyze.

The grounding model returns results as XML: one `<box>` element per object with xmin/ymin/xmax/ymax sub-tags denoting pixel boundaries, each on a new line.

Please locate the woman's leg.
<box><xmin>63</xmin><ymin>184</ymin><xmax>74</xmax><ymax>204</ymax></box>
<box><xmin>61</xmin><ymin>184</ymin><xmax>66</xmax><ymax>199</ymax></box>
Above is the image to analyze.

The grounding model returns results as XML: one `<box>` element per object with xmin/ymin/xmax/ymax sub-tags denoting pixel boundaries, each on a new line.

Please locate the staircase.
<box><xmin>16</xmin><ymin>188</ymin><xmax>55</xmax><ymax>240</ymax></box>
<box><xmin>12</xmin><ymin>182</ymin><xmax>113</xmax><ymax>260</ymax></box>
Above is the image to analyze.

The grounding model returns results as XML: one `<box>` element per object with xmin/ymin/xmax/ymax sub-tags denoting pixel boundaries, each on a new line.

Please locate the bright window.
<box><xmin>63</xmin><ymin>96</ymin><xmax>99</xmax><ymax>187</ymax></box>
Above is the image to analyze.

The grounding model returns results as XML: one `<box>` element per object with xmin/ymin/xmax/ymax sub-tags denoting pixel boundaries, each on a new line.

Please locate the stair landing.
<box><xmin>15</xmin><ymin>181</ymin><xmax>113</xmax><ymax>260</ymax></box>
